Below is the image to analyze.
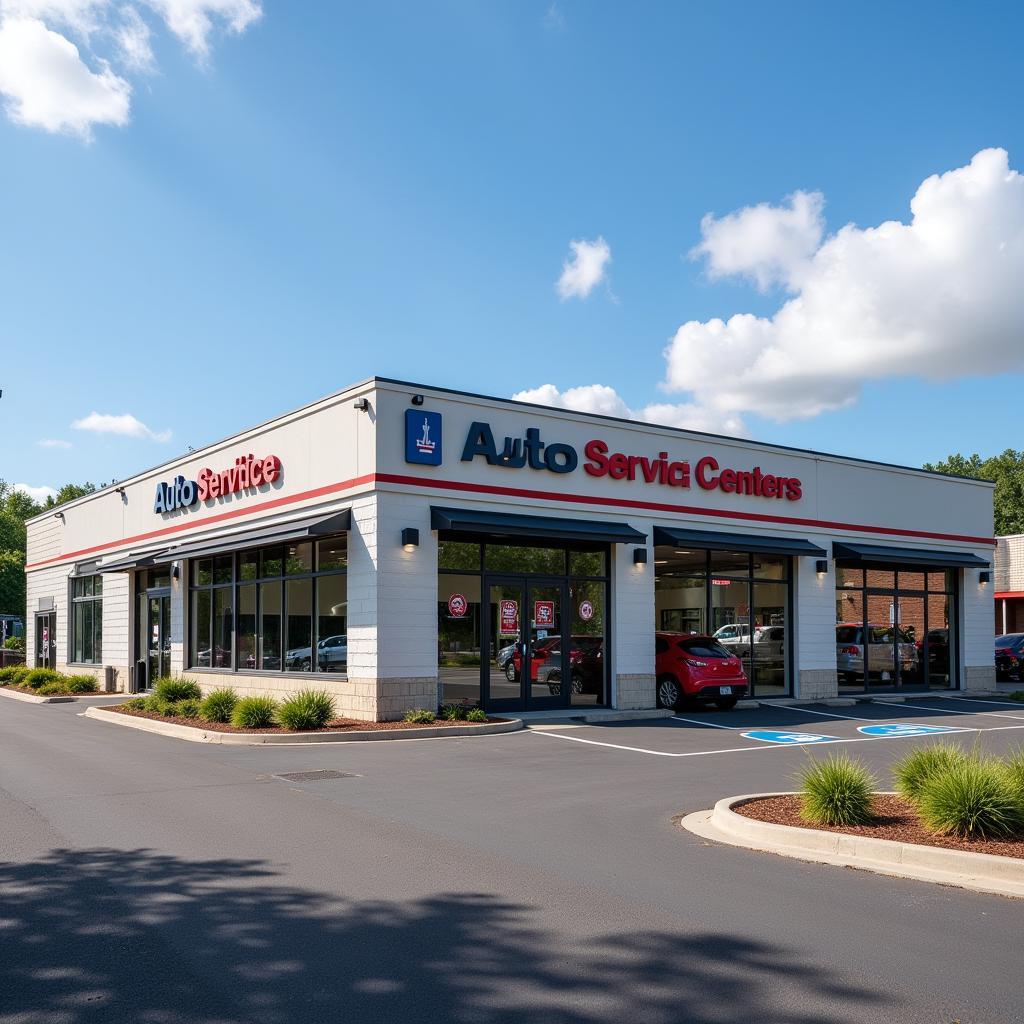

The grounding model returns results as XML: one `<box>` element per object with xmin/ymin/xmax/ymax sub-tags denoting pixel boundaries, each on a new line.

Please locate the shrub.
<box><xmin>3</xmin><ymin>636</ymin><xmax>24</xmax><ymax>651</ymax></box>
<box><xmin>892</xmin><ymin>743</ymin><xmax>969</xmax><ymax>805</ymax></box>
<box><xmin>37</xmin><ymin>681</ymin><xmax>66</xmax><ymax>695</ymax></box>
<box><xmin>154</xmin><ymin>677</ymin><xmax>202</xmax><ymax>703</ymax></box>
<box><xmin>465</xmin><ymin>708</ymin><xmax>488</xmax><ymax>722</ymax></box>
<box><xmin>917</xmin><ymin>757</ymin><xmax>1024</xmax><ymax>838</ymax></box>
<box><xmin>440</xmin><ymin>703</ymin><xmax>467</xmax><ymax>721</ymax></box>
<box><xmin>64</xmin><ymin>675</ymin><xmax>99</xmax><ymax>694</ymax></box>
<box><xmin>199</xmin><ymin>688</ymin><xmax>238</xmax><ymax>723</ymax></box>
<box><xmin>403</xmin><ymin>708</ymin><xmax>436</xmax><ymax>724</ymax></box>
<box><xmin>7</xmin><ymin>666</ymin><xmax>30</xmax><ymax>685</ymax></box>
<box><xmin>0</xmin><ymin>665</ymin><xmax>28</xmax><ymax>683</ymax></box>
<box><xmin>175</xmin><ymin>698</ymin><xmax>201</xmax><ymax>719</ymax></box>
<box><xmin>798</xmin><ymin>754</ymin><xmax>876</xmax><ymax>827</ymax></box>
<box><xmin>232</xmin><ymin>696</ymin><xmax>278</xmax><ymax>728</ymax></box>
<box><xmin>24</xmin><ymin>668</ymin><xmax>62</xmax><ymax>689</ymax></box>
<box><xmin>1009</xmin><ymin>691</ymin><xmax>1024</xmax><ymax>703</ymax></box>
<box><xmin>277</xmin><ymin>690</ymin><xmax>336</xmax><ymax>731</ymax></box>
<box><xmin>123</xmin><ymin>697</ymin><xmax>149</xmax><ymax>711</ymax></box>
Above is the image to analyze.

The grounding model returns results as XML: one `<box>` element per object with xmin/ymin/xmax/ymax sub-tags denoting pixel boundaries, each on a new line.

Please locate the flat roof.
<box><xmin>25</xmin><ymin>374</ymin><xmax>994</xmax><ymax>525</ymax></box>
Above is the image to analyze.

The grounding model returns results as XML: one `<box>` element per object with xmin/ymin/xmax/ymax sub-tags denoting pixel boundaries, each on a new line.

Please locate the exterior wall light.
<box><xmin>354</xmin><ymin>397</ymin><xmax>370</xmax><ymax>412</ymax></box>
<box><xmin>171</xmin><ymin>563</ymin><xmax>181</xmax><ymax>581</ymax></box>
<box><xmin>401</xmin><ymin>527</ymin><xmax>419</xmax><ymax>552</ymax></box>
<box><xmin>815</xmin><ymin>559</ymin><xmax>829</xmax><ymax>575</ymax></box>
<box><xmin>53</xmin><ymin>511</ymin><xmax>65</xmax><ymax>522</ymax></box>
<box><xmin>979</xmin><ymin>570</ymin><xmax>991</xmax><ymax>585</ymax></box>
<box><xmin>411</xmin><ymin>394</ymin><xmax>424</xmax><ymax>406</ymax></box>
<box><xmin>633</xmin><ymin>548</ymin><xmax>648</xmax><ymax>567</ymax></box>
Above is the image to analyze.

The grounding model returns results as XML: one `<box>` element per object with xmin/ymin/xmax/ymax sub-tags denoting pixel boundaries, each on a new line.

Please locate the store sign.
<box><xmin>447</xmin><ymin>593</ymin><xmax>468</xmax><ymax>618</ymax></box>
<box><xmin>459</xmin><ymin>421</ymin><xmax>802</xmax><ymax>501</ymax></box>
<box><xmin>534</xmin><ymin>601</ymin><xmax>555</xmax><ymax>628</ymax></box>
<box><xmin>405</xmin><ymin>409</ymin><xmax>442</xmax><ymax>466</ymax></box>
<box><xmin>499</xmin><ymin>600</ymin><xmax>519</xmax><ymax>633</ymax></box>
<box><xmin>153</xmin><ymin>454</ymin><xmax>282</xmax><ymax>514</ymax></box>
<box><xmin>578</xmin><ymin>599</ymin><xmax>594</xmax><ymax>621</ymax></box>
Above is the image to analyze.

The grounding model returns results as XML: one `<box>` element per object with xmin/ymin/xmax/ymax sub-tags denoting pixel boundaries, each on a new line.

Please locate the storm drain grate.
<box><xmin>274</xmin><ymin>770</ymin><xmax>360</xmax><ymax>782</ymax></box>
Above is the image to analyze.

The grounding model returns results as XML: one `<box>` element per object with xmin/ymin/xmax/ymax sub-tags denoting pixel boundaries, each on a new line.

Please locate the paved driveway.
<box><xmin>1</xmin><ymin>694</ymin><xmax>1021</xmax><ymax>1023</ymax></box>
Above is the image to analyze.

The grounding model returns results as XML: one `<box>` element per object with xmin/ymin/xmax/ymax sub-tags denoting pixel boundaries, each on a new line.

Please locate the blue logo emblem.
<box><xmin>742</xmin><ymin>730</ymin><xmax>837</xmax><ymax>745</ymax></box>
<box><xmin>405</xmin><ymin>409</ymin><xmax>442</xmax><ymax>466</ymax></box>
<box><xmin>857</xmin><ymin>723</ymin><xmax>962</xmax><ymax>737</ymax></box>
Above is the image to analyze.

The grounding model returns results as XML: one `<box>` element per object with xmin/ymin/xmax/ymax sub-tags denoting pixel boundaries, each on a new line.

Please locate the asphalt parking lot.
<box><xmin>2</xmin><ymin>693</ymin><xmax>1022</xmax><ymax>1024</ymax></box>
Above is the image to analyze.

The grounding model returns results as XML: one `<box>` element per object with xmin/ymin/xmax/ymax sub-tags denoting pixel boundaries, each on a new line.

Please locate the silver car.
<box><xmin>836</xmin><ymin>623</ymin><xmax>917</xmax><ymax>684</ymax></box>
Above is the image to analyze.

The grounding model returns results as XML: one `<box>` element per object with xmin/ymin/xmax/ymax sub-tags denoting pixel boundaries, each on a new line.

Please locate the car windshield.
<box><xmin>678</xmin><ymin>638</ymin><xmax>731</xmax><ymax>659</ymax></box>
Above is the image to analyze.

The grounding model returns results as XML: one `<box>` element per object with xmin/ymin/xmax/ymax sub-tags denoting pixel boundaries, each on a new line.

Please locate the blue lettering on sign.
<box><xmin>742</xmin><ymin>730</ymin><xmax>837</xmax><ymax>745</ymax></box>
<box><xmin>857</xmin><ymin>723</ymin><xmax>961</xmax><ymax>737</ymax></box>
<box><xmin>405</xmin><ymin>409</ymin><xmax>442</xmax><ymax>466</ymax></box>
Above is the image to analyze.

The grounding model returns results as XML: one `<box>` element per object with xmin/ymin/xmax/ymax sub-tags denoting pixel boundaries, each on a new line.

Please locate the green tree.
<box><xmin>923</xmin><ymin>449</ymin><xmax>1024</xmax><ymax>535</ymax></box>
<box><xmin>43</xmin><ymin>482</ymin><xmax>97</xmax><ymax>509</ymax></box>
<box><xmin>0</xmin><ymin>549</ymin><xmax>25</xmax><ymax>618</ymax></box>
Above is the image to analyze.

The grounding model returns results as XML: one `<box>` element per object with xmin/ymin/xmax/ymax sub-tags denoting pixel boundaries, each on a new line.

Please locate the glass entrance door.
<box><xmin>485</xmin><ymin>577</ymin><xmax>568</xmax><ymax>711</ymax></box>
<box><xmin>140</xmin><ymin>592</ymin><xmax>171</xmax><ymax>689</ymax></box>
<box><xmin>35</xmin><ymin>612</ymin><xmax>56</xmax><ymax>670</ymax></box>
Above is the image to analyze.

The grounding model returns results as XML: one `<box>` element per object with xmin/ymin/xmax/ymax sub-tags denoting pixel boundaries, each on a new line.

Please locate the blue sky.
<box><xmin>2</xmin><ymin>1</ymin><xmax>1024</xmax><ymax>499</ymax></box>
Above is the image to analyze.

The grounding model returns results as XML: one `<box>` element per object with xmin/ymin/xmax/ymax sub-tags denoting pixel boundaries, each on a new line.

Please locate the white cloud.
<box><xmin>690</xmin><ymin>190</ymin><xmax>824</xmax><ymax>293</ymax></box>
<box><xmin>72</xmin><ymin>410</ymin><xmax>171</xmax><ymax>441</ymax></box>
<box><xmin>557</xmin><ymin>236</ymin><xmax>611</xmax><ymax>300</ymax></box>
<box><xmin>0</xmin><ymin>0</ymin><xmax>260</xmax><ymax>138</ymax></box>
<box><xmin>0</xmin><ymin>15</ymin><xmax>130</xmax><ymax>139</ymax></box>
<box><xmin>36</xmin><ymin>438</ymin><xmax>72</xmax><ymax>448</ymax></box>
<box><xmin>14</xmin><ymin>482</ymin><xmax>57</xmax><ymax>503</ymax></box>
<box><xmin>668</xmin><ymin>147</ymin><xmax>1024</xmax><ymax>422</ymax></box>
<box><xmin>542</xmin><ymin>3</ymin><xmax>564</xmax><ymax>31</ymax></box>
<box><xmin>143</xmin><ymin>0</ymin><xmax>260</xmax><ymax>59</ymax></box>
<box><xmin>512</xmin><ymin>383</ymin><xmax>746</xmax><ymax>437</ymax></box>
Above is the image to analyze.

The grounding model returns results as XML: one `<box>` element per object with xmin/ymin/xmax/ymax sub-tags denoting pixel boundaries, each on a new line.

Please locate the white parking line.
<box><xmin>772</xmin><ymin>704</ymin><xmax>877</xmax><ymax>723</ymax></box>
<box><xmin>670</xmin><ymin>715</ymin><xmax>737</xmax><ymax>730</ymax></box>
<box><xmin>936</xmin><ymin>695</ymin><xmax>1024</xmax><ymax>708</ymax></box>
<box><xmin>532</xmin><ymin>722</ymin><xmax>1024</xmax><ymax>759</ymax></box>
<box><xmin>874</xmin><ymin>699</ymin><xmax>1024</xmax><ymax>721</ymax></box>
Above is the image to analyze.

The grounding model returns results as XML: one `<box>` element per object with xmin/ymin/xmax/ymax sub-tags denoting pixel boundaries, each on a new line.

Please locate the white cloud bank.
<box><xmin>0</xmin><ymin>0</ymin><xmax>261</xmax><ymax>139</ymax></box>
<box><xmin>557</xmin><ymin>237</ymin><xmax>611</xmax><ymax>299</ymax></box>
<box><xmin>523</xmin><ymin>148</ymin><xmax>1024</xmax><ymax>436</ymax></box>
<box><xmin>72</xmin><ymin>411</ymin><xmax>171</xmax><ymax>441</ymax></box>
<box><xmin>14</xmin><ymin>482</ymin><xmax>57</xmax><ymax>503</ymax></box>
<box><xmin>37</xmin><ymin>438</ymin><xmax>72</xmax><ymax>448</ymax></box>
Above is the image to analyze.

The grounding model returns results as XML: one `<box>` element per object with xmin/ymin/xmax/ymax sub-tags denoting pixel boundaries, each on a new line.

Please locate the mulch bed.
<box><xmin>105</xmin><ymin>704</ymin><xmax>506</xmax><ymax>734</ymax></box>
<box><xmin>1</xmin><ymin>684</ymin><xmax>82</xmax><ymax>697</ymax></box>
<box><xmin>736</xmin><ymin>794</ymin><xmax>1024</xmax><ymax>859</ymax></box>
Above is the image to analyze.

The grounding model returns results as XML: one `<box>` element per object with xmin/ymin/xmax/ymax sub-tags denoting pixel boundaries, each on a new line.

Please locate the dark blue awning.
<box><xmin>652</xmin><ymin>525</ymin><xmax>827</xmax><ymax>558</ymax></box>
<box><xmin>431</xmin><ymin>506</ymin><xmax>646</xmax><ymax>544</ymax></box>
<box><xmin>832</xmin><ymin>542</ymin><xmax>989</xmax><ymax>569</ymax></box>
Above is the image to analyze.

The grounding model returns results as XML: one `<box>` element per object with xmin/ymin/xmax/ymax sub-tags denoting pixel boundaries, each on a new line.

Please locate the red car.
<box><xmin>655</xmin><ymin>632</ymin><xmax>748</xmax><ymax>710</ymax></box>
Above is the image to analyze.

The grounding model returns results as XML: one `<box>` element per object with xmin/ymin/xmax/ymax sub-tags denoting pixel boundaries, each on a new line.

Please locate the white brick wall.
<box><xmin>962</xmin><ymin>564</ymin><xmax>997</xmax><ymax>689</ymax></box>
<box><xmin>994</xmin><ymin>535</ymin><xmax>1024</xmax><ymax>592</ymax></box>
<box><xmin>611</xmin><ymin>536</ymin><xmax>654</xmax><ymax>707</ymax></box>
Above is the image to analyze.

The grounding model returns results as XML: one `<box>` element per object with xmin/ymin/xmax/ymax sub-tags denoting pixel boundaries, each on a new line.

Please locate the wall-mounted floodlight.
<box><xmin>402</xmin><ymin>528</ymin><xmax>420</xmax><ymax>552</ymax></box>
<box><xmin>815</xmin><ymin>559</ymin><xmax>829</xmax><ymax>575</ymax></box>
<box><xmin>633</xmin><ymin>548</ymin><xmax>648</xmax><ymax>567</ymax></box>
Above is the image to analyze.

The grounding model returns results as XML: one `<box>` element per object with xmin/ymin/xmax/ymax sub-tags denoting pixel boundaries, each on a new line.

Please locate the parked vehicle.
<box><xmin>655</xmin><ymin>632</ymin><xmax>748</xmax><ymax>710</ymax></box>
<box><xmin>713</xmin><ymin>623</ymin><xmax>752</xmax><ymax>650</ymax></box>
<box><xmin>540</xmin><ymin>636</ymin><xmax>604</xmax><ymax>695</ymax></box>
<box><xmin>284</xmin><ymin>635</ymin><xmax>347</xmax><ymax>672</ymax></box>
<box><xmin>995</xmin><ymin>633</ymin><xmax>1024</xmax><ymax>681</ymax></box>
<box><xmin>835</xmin><ymin>623</ymin><xmax>917</xmax><ymax>684</ymax></box>
<box><xmin>507</xmin><ymin>636</ymin><xmax>563</xmax><ymax>683</ymax></box>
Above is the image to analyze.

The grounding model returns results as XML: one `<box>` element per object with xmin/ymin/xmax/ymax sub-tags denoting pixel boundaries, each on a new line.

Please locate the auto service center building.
<box><xmin>24</xmin><ymin>378</ymin><xmax>997</xmax><ymax>719</ymax></box>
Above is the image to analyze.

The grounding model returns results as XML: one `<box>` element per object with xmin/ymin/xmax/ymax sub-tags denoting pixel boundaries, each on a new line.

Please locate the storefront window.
<box><xmin>188</xmin><ymin>535</ymin><xmax>348</xmax><ymax>674</ymax></box>
<box><xmin>438</xmin><ymin>574</ymin><xmax>482</xmax><ymax>705</ymax></box>
<box><xmin>71</xmin><ymin>575</ymin><xmax>103</xmax><ymax>664</ymax></box>
<box><xmin>836</xmin><ymin>563</ymin><xmax>957</xmax><ymax>692</ymax></box>
<box><xmin>653</xmin><ymin>547</ymin><xmax>792</xmax><ymax>698</ymax></box>
<box><xmin>438</xmin><ymin>541</ymin><xmax>480</xmax><ymax>572</ymax></box>
<box><xmin>485</xmin><ymin>544</ymin><xmax>564</xmax><ymax>575</ymax></box>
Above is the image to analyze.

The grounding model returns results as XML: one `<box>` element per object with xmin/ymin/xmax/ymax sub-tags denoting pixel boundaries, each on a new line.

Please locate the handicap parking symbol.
<box><xmin>857</xmin><ymin>723</ymin><xmax>961</xmax><ymax>737</ymax></box>
<box><xmin>742</xmin><ymin>730</ymin><xmax>837</xmax><ymax>745</ymax></box>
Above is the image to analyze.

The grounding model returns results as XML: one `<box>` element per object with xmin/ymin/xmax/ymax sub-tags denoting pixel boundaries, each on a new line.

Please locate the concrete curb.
<box><xmin>84</xmin><ymin>705</ymin><xmax>524</xmax><ymax>744</ymax></box>
<box><xmin>681</xmin><ymin>792</ymin><xmax>1024</xmax><ymax>899</ymax></box>
<box><xmin>0</xmin><ymin>687</ymin><xmax>77</xmax><ymax>705</ymax></box>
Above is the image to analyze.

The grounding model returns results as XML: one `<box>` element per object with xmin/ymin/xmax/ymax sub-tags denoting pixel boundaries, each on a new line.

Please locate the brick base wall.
<box><xmin>615</xmin><ymin>673</ymin><xmax>655</xmax><ymax>710</ymax></box>
<box><xmin>797</xmin><ymin>669</ymin><xmax>838</xmax><ymax>700</ymax></box>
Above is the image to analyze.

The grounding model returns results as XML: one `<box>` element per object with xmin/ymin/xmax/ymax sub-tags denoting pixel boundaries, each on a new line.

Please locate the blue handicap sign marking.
<box><xmin>742</xmin><ymin>730</ymin><xmax>837</xmax><ymax>745</ymax></box>
<box><xmin>857</xmin><ymin>723</ymin><xmax>960</xmax><ymax>737</ymax></box>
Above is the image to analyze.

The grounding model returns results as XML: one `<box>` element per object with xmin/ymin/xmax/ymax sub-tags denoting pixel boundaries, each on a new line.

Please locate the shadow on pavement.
<box><xmin>0</xmin><ymin>847</ymin><xmax>889</xmax><ymax>1024</ymax></box>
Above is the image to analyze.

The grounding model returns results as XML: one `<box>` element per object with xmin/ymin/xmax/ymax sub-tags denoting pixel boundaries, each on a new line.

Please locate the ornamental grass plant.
<box><xmin>797</xmin><ymin>754</ymin><xmax>877</xmax><ymax>827</ymax></box>
<box><xmin>892</xmin><ymin>743</ymin><xmax>969</xmax><ymax>804</ymax></box>
<box><xmin>916</xmin><ymin>756</ymin><xmax>1024</xmax><ymax>839</ymax></box>
<box><xmin>153</xmin><ymin>677</ymin><xmax>202</xmax><ymax>703</ymax></box>
<box><xmin>403</xmin><ymin>708</ymin><xmax>436</xmax><ymax>724</ymax></box>
<box><xmin>276</xmin><ymin>690</ymin><xmax>336</xmax><ymax>730</ymax></box>
<box><xmin>199</xmin><ymin>688</ymin><xmax>238</xmax><ymax>723</ymax></box>
<box><xmin>231</xmin><ymin>696</ymin><xmax>279</xmax><ymax>729</ymax></box>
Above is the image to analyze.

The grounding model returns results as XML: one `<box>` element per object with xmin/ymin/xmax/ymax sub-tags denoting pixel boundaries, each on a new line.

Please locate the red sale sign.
<box><xmin>447</xmin><ymin>593</ymin><xmax>468</xmax><ymax>618</ymax></box>
<box><xmin>534</xmin><ymin>601</ymin><xmax>555</xmax><ymax>628</ymax></box>
<box><xmin>499</xmin><ymin>600</ymin><xmax>519</xmax><ymax>633</ymax></box>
